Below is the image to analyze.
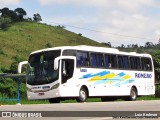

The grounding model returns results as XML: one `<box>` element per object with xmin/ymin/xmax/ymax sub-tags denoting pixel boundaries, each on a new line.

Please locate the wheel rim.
<box><xmin>80</xmin><ymin>90</ymin><xmax>86</xmax><ymax>101</ymax></box>
<box><xmin>131</xmin><ymin>89</ymin><xmax>136</xmax><ymax>100</ymax></box>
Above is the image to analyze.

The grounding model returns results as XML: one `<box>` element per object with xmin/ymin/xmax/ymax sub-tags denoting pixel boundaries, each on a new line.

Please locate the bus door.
<box><xmin>61</xmin><ymin>59</ymin><xmax>74</xmax><ymax>84</ymax></box>
<box><xmin>54</xmin><ymin>56</ymin><xmax>76</xmax><ymax>84</ymax></box>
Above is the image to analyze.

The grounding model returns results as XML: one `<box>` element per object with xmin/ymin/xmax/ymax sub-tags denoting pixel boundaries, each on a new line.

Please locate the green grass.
<box><xmin>1</xmin><ymin>95</ymin><xmax>160</xmax><ymax>105</ymax></box>
<box><xmin>0</xmin><ymin>22</ymin><xmax>105</xmax><ymax>69</ymax></box>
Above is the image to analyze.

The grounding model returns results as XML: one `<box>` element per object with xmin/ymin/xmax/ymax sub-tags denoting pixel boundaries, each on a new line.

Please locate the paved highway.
<box><xmin>0</xmin><ymin>100</ymin><xmax>160</xmax><ymax>120</ymax></box>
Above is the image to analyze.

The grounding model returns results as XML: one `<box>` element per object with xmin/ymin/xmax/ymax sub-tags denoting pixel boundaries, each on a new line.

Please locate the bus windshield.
<box><xmin>27</xmin><ymin>50</ymin><xmax>61</xmax><ymax>85</ymax></box>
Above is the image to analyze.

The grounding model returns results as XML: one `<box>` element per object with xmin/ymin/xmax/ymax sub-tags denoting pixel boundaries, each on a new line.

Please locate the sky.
<box><xmin>1</xmin><ymin>0</ymin><xmax>160</xmax><ymax>47</ymax></box>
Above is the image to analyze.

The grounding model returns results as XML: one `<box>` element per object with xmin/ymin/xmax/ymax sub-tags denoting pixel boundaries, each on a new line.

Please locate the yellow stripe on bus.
<box><xmin>123</xmin><ymin>75</ymin><xmax>131</xmax><ymax>80</ymax></box>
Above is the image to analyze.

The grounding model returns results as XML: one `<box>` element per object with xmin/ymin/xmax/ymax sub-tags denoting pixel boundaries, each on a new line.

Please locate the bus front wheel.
<box><xmin>49</xmin><ymin>98</ymin><xmax>60</xmax><ymax>103</ymax></box>
<box><xmin>76</xmin><ymin>87</ymin><xmax>88</xmax><ymax>102</ymax></box>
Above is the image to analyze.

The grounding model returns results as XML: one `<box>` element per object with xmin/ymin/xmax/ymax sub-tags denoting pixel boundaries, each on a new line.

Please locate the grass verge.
<box><xmin>0</xmin><ymin>95</ymin><xmax>160</xmax><ymax>105</ymax></box>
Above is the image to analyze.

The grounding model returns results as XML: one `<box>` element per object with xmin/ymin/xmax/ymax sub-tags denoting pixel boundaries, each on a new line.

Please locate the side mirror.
<box><xmin>18</xmin><ymin>61</ymin><xmax>28</xmax><ymax>73</ymax></box>
<box><xmin>54</xmin><ymin>57</ymin><xmax>60</xmax><ymax>70</ymax></box>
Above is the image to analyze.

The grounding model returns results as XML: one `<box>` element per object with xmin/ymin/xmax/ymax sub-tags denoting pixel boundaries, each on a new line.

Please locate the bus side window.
<box><xmin>90</xmin><ymin>53</ymin><xmax>97</xmax><ymax>67</ymax></box>
<box><xmin>97</xmin><ymin>53</ymin><xmax>104</xmax><ymax>67</ymax></box>
<box><xmin>123</xmin><ymin>56</ymin><xmax>129</xmax><ymax>69</ymax></box>
<box><xmin>110</xmin><ymin>55</ymin><xmax>117</xmax><ymax>68</ymax></box>
<box><xmin>141</xmin><ymin>57</ymin><xmax>152</xmax><ymax>71</ymax></box>
<box><xmin>146</xmin><ymin>63</ymin><xmax>151</xmax><ymax>70</ymax></box>
<box><xmin>76</xmin><ymin>51</ymin><xmax>89</xmax><ymax>67</ymax></box>
<box><xmin>118</xmin><ymin>55</ymin><xmax>129</xmax><ymax>69</ymax></box>
<box><xmin>118</xmin><ymin>56</ymin><xmax>123</xmax><ymax>68</ymax></box>
<box><xmin>105</xmin><ymin>54</ymin><xmax>111</xmax><ymax>68</ymax></box>
<box><xmin>108</xmin><ymin>63</ymin><xmax>112</xmax><ymax>68</ymax></box>
<box><xmin>105</xmin><ymin>54</ymin><xmax>109</xmax><ymax>68</ymax></box>
<box><xmin>130</xmin><ymin>57</ymin><xmax>141</xmax><ymax>69</ymax></box>
<box><xmin>105</xmin><ymin>54</ymin><xmax>117</xmax><ymax>68</ymax></box>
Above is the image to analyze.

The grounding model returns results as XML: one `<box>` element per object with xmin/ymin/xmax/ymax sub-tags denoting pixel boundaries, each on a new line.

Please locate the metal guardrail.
<box><xmin>0</xmin><ymin>74</ymin><xmax>25</xmax><ymax>104</ymax></box>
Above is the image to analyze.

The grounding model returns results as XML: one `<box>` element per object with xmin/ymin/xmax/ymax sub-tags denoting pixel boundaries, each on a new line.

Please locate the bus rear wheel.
<box><xmin>49</xmin><ymin>98</ymin><xmax>60</xmax><ymax>103</ymax></box>
<box><xmin>125</xmin><ymin>87</ymin><xmax>137</xmax><ymax>101</ymax></box>
<box><xmin>76</xmin><ymin>87</ymin><xmax>88</xmax><ymax>102</ymax></box>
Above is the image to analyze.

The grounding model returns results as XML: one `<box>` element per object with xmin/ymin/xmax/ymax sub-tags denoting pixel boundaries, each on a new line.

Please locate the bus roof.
<box><xmin>30</xmin><ymin>45</ymin><xmax>152</xmax><ymax>57</ymax></box>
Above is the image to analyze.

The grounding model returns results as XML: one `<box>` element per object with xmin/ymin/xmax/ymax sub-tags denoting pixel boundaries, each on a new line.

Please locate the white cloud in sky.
<box><xmin>21</xmin><ymin>0</ymin><xmax>160</xmax><ymax>46</ymax></box>
<box><xmin>116</xmin><ymin>0</ymin><xmax>157</xmax><ymax>11</ymax></box>
<box><xmin>39</xmin><ymin>0</ymin><xmax>110</xmax><ymax>7</ymax></box>
<box><xmin>95</xmin><ymin>11</ymin><xmax>160</xmax><ymax>46</ymax></box>
<box><xmin>0</xmin><ymin>0</ymin><xmax>21</xmax><ymax>6</ymax></box>
<box><xmin>39</xmin><ymin>0</ymin><xmax>157</xmax><ymax>8</ymax></box>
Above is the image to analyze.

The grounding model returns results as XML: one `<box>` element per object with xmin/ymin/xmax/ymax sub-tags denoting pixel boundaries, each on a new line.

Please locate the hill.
<box><xmin>0</xmin><ymin>22</ymin><xmax>104</xmax><ymax>70</ymax></box>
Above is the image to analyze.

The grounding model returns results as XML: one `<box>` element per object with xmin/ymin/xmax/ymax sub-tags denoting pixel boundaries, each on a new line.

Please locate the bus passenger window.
<box><xmin>108</xmin><ymin>63</ymin><xmax>112</xmax><ymax>68</ymax></box>
<box><xmin>90</xmin><ymin>53</ymin><xmax>97</xmax><ymax>67</ymax></box>
<box><xmin>146</xmin><ymin>63</ymin><xmax>151</xmax><ymax>70</ymax></box>
<box><xmin>118</xmin><ymin>55</ymin><xmax>129</xmax><ymax>69</ymax></box>
<box><xmin>118</xmin><ymin>56</ymin><xmax>123</xmax><ymax>68</ymax></box>
<box><xmin>77</xmin><ymin>51</ymin><xmax>89</xmax><ymax>67</ymax></box>
<box><xmin>141</xmin><ymin>57</ymin><xmax>152</xmax><ymax>71</ymax></box>
<box><xmin>105</xmin><ymin>54</ymin><xmax>117</xmax><ymax>68</ymax></box>
<box><xmin>97</xmin><ymin>54</ymin><xmax>104</xmax><ymax>67</ymax></box>
<box><xmin>130</xmin><ymin>57</ymin><xmax>141</xmax><ymax>70</ymax></box>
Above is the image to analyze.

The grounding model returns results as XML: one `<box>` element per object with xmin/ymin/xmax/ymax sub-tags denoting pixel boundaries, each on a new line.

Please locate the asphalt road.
<box><xmin>0</xmin><ymin>100</ymin><xmax>160</xmax><ymax>120</ymax></box>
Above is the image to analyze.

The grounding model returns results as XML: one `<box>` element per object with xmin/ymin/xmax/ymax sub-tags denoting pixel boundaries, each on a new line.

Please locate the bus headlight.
<box><xmin>51</xmin><ymin>83</ymin><xmax>60</xmax><ymax>89</ymax></box>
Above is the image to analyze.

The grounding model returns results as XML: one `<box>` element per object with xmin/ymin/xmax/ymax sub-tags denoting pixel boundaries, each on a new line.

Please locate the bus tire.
<box><xmin>125</xmin><ymin>87</ymin><xmax>137</xmax><ymax>101</ymax></box>
<box><xmin>49</xmin><ymin>98</ymin><xmax>60</xmax><ymax>103</ymax></box>
<box><xmin>76</xmin><ymin>87</ymin><xmax>88</xmax><ymax>102</ymax></box>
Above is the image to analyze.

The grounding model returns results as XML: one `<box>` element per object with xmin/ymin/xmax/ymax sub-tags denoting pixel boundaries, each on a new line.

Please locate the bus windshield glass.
<box><xmin>27</xmin><ymin>50</ymin><xmax>61</xmax><ymax>85</ymax></box>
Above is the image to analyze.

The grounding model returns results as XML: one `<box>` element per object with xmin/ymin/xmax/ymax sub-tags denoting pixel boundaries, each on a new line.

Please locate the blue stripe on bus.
<box><xmin>118</xmin><ymin>72</ymin><xmax>126</xmax><ymax>77</ymax></box>
<box><xmin>94</xmin><ymin>79</ymin><xmax>108</xmax><ymax>84</ymax></box>
<box><xmin>80</xmin><ymin>71</ymin><xmax>110</xmax><ymax>79</ymax></box>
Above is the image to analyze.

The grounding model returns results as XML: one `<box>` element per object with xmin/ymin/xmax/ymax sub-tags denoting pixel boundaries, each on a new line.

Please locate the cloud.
<box><xmin>39</xmin><ymin>0</ymin><xmax>111</xmax><ymax>7</ymax></box>
<box><xmin>0</xmin><ymin>0</ymin><xmax>21</xmax><ymax>8</ymax></box>
<box><xmin>39</xmin><ymin>0</ymin><xmax>160</xmax><ymax>46</ymax></box>
<box><xmin>93</xmin><ymin>11</ymin><xmax>160</xmax><ymax>46</ymax></box>
<box><xmin>39</xmin><ymin>0</ymin><xmax>158</xmax><ymax>8</ymax></box>
<box><xmin>116</xmin><ymin>0</ymin><xmax>158</xmax><ymax>12</ymax></box>
<box><xmin>0</xmin><ymin>0</ymin><xmax>21</xmax><ymax>6</ymax></box>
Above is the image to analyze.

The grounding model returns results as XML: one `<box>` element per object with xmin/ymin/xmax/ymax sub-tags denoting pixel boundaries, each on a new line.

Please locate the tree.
<box><xmin>45</xmin><ymin>42</ymin><xmax>52</xmax><ymax>48</ymax></box>
<box><xmin>14</xmin><ymin>8</ymin><xmax>27</xmax><ymax>21</ymax></box>
<box><xmin>33</xmin><ymin>13</ymin><xmax>42</xmax><ymax>23</ymax></box>
<box><xmin>101</xmin><ymin>42</ymin><xmax>111</xmax><ymax>47</ymax></box>
<box><xmin>131</xmin><ymin>44</ymin><xmax>138</xmax><ymax>48</ymax></box>
<box><xmin>0</xmin><ymin>17</ymin><xmax>11</xmax><ymax>29</ymax></box>
<box><xmin>27</xmin><ymin>17</ymin><xmax>32</xmax><ymax>22</ymax></box>
<box><xmin>8</xmin><ymin>10</ymin><xmax>18</xmax><ymax>22</ymax></box>
<box><xmin>145</xmin><ymin>42</ymin><xmax>153</xmax><ymax>48</ymax></box>
<box><xmin>0</xmin><ymin>7</ymin><xmax>18</xmax><ymax>22</ymax></box>
<box><xmin>10</xmin><ymin>62</ymin><xmax>18</xmax><ymax>74</ymax></box>
<box><xmin>158</xmin><ymin>38</ymin><xmax>160</xmax><ymax>45</ymax></box>
<box><xmin>152</xmin><ymin>51</ymin><xmax>160</xmax><ymax>83</ymax></box>
<box><xmin>0</xmin><ymin>7</ymin><xmax>10</xmax><ymax>17</ymax></box>
<box><xmin>121</xmin><ymin>44</ymin><xmax>125</xmax><ymax>48</ymax></box>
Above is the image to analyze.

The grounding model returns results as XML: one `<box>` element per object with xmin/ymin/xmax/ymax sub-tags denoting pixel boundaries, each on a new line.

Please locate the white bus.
<box><xmin>18</xmin><ymin>45</ymin><xmax>155</xmax><ymax>103</ymax></box>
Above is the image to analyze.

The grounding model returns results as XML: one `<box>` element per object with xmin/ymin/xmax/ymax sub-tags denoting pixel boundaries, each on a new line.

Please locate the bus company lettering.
<box><xmin>135</xmin><ymin>73</ymin><xmax>152</xmax><ymax>78</ymax></box>
<box><xmin>80</xmin><ymin>69</ymin><xmax>87</xmax><ymax>72</ymax></box>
